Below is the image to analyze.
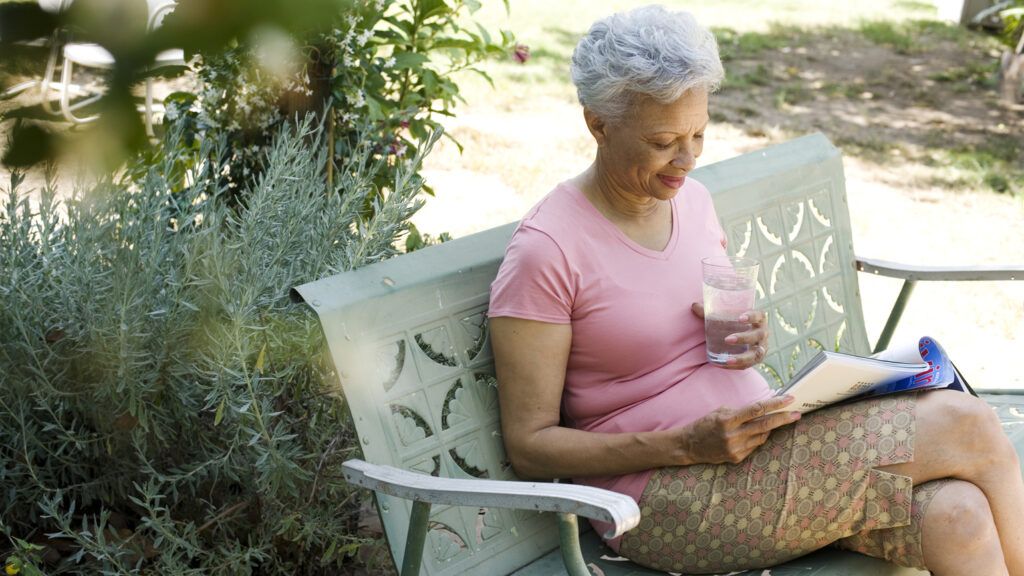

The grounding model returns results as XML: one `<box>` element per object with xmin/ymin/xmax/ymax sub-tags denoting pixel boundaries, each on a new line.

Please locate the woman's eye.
<box><xmin>652</xmin><ymin>142</ymin><xmax>673</xmax><ymax>150</ymax></box>
<box><xmin>695</xmin><ymin>134</ymin><xmax>704</xmax><ymax>141</ymax></box>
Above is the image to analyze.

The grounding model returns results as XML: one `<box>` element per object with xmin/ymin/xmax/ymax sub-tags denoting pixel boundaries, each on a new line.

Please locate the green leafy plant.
<box><xmin>997</xmin><ymin>0</ymin><xmax>1024</xmax><ymax>103</ymax></box>
<box><xmin>163</xmin><ymin>0</ymin><xmax>513</xmax><ymax>196</ymax></box>
<box><xmin>3</xmin><ymin>538</ymin><xmax>46</xmax><ymax>576</ymax></box>
<box><xmin>0</xmin><ymin>118</ymin><xmax>437</xmax><ymax>574</ymax></box>
<box><xmin>999</xmin><ymin>0</ymin><xmax>1024</xmax><ymax>49</ymax></box>
<box><xmin>404</xmin><ymin>222</ymin><xmax>451</xmax><ymax>252</ymax></box>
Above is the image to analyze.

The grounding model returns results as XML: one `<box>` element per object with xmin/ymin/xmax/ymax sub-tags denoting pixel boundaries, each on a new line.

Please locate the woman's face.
<box><xmin>591</xmin><ymin>89</ymin><xmax>709</xmax><ymax>201</ymax></box>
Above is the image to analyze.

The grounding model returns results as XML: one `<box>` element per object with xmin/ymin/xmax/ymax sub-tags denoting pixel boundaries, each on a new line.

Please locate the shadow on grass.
<box><xmin>707</xmin><ymin>19</ymin><xmax>1022</xmax><ymax>197</ymax></box>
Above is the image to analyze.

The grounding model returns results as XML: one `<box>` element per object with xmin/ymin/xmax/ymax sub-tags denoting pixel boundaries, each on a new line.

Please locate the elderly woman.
<box><xmin>487</xmin><ymin>5</ymin><xmax>1024</xmax><ymax>576</ymax></box>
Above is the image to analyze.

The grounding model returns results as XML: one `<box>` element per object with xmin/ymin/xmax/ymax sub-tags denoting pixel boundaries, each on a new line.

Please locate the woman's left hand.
<box><xmin>691</xmin><ymin>303</ymin><xmax>769</xmax><ymax>370</ymax></box>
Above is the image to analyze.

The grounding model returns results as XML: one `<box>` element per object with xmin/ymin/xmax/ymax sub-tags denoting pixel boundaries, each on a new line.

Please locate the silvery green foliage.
<box><xmin>0</xmin><ymin>119</ymin><xmax>434</xmax><ymax>574</ymax></box>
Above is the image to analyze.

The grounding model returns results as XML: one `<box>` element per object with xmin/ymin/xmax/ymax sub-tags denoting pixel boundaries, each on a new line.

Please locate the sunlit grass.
<box><xmin>860</xmin><ymin>20</ymin><xmax>919</xmax><ymax>53</ymax></box>
<box><xmin>930</xmin><ymin>138</ymin><xmax>1024</xmax><ymax>196</ymax></box>
<box><xmin>858</xmin><ymin>18</ymin><xmax>976</xmax><ymax>53</ymax></box>
<box><xmin>928</xmin><ymin>60</ymin><xmax>1000</xmax><ymax>88</ymax></box>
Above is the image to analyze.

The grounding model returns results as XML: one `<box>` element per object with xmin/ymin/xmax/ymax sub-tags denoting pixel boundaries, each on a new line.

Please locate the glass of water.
<box><xmin>701</xmin><ymin>256</ymin><xmax>760</xmax><ymax>365</ymax></box>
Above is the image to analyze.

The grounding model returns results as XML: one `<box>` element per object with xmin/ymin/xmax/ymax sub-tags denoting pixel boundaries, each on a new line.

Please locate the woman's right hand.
<box><xmin>676</xmin><ymin>395</ymin><xmax>801</xmax><ymax>465</ymax></box>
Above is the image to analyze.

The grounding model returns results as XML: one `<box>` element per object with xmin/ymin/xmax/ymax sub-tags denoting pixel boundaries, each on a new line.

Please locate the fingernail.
<box><xmin>790</xmin><ymin>412</ymin><xmax>802</xmax><ymax>420</ymax></box>
<box><xmin>738</xmin><ymin>314</ymin><xmax>750</xmax><ymax>322</ymax></box>
<box><xmin>724</xmin><ymin>335</ymin><xmax>738</xmax><ymax>344</ymax></box>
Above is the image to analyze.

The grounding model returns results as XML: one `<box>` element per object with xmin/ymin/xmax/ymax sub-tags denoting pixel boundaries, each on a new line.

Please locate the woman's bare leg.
<box><xmin>879</xmin><ymin>390</ymin><xmax>1024</xmax><ymax>574</ymax></box>
<box><xmin>919</xmin><ymin>480</ymin><xmax>1007</xmax><ymax>575</ymax></box>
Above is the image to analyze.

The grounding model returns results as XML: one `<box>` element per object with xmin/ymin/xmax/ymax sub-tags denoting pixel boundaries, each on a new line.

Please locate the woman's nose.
<box><xmin>671</xmin><ymin>149</ymin><xmax>696</xmax><ymax>171</ymax></box>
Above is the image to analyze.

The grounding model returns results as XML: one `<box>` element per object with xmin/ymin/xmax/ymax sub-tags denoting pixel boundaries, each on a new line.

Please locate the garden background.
<box><xmin>0</xmin><ymin>0</ymin><xmax>1022</xmax><ymax>574</ymax></box>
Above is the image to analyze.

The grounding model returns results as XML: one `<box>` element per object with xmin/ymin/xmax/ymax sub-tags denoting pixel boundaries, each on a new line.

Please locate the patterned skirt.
<box><xmin>618</xmin><ymin>395</ymin><xmax>944</xmax><ymax>573</ymax></box>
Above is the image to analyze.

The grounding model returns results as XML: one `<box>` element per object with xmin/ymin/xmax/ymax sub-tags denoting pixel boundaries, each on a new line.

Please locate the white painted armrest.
<box><xmin>856</xmin><ymin>257</ymin><xmax>1024</xmax><ymax>281</ymax></box>
<box><xmin>342</xmin><ymin>459</ymin><xmax>641</xmax><ymax>539</ymax></box>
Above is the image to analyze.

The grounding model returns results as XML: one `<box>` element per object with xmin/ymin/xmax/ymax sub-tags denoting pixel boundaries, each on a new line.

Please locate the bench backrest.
<box><xmin>295</xmin><ymin>133</ymin><xmax>868</xmax><ymax>575</ymax></box>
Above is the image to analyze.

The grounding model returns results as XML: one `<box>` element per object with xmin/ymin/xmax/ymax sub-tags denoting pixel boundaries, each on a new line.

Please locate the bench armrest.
<box><xmin>342</xmin><ymin>459</ymin><xmax>640</xmax><ymax>539</ymax></box>
<box><xmin>855</xmin><ymin>257</ymin><xmax>1024</xmax><ymax>282</ymax></box>
<box><xmin>855</xmin><ymin>256</ymin><xmax>1024</xmax><ymax>352</ymax></box>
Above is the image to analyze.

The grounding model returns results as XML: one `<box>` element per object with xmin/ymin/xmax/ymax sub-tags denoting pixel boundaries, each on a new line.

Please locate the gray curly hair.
<box><xmin>570</xmin><ymin>5</ymin><xmax>725</xmax><ymax>122</ymax></box>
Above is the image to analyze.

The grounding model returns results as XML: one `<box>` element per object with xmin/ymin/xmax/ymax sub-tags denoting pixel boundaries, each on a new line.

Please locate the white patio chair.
<box><xmin>2</xmin><ymin>0</ymin><xmax>81</xmax><ymax>111</ymax></box>
<box><xmin>57</xmin><ymin>0</ymin><xmax>186</xmax><ymax>137</ymax></box>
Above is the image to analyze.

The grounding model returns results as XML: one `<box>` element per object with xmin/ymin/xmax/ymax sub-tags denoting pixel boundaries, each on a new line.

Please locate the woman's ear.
<box><xmin>583</xmin><ymin>108</ymin><xmax>607</xmax><ymax>146</ymax></box>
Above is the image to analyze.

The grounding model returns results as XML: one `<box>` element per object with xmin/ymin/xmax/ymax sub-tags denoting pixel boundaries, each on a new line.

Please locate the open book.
<box><xmin>774</xmin><ymin>336</ymin><xmax>972</xmax><ymax>414</ymax></box>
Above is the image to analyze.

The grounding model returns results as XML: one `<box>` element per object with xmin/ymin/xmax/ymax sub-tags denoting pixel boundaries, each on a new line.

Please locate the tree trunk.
<box><xmin>1000</xmin><ymin>50</ymin><xmax>1024</xmax><ymax>104</ymax></box>
<box><xmin>280</xmin><ymin>43</ymin><xmax>334</xmax><ymax>120</ymax></box>
<box><xmin>1000</xmin><ymin>31</ymin><xmax>1024</xmax><ymax>105</ymax></box>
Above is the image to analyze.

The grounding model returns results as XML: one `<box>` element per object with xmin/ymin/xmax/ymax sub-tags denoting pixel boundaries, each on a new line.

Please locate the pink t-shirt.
<box><xmin>489</xmin><ymin>179</ymin><xmax>773</xmax><ymax>550</ymax></box>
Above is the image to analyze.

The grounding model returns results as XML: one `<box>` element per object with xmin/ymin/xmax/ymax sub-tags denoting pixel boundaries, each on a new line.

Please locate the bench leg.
<box><xmin>401</xmin><ymin>500</ymin><xmax>431</xmax><ymax>576</ymax></box>
<box><xmin>874</xmin><ymin>279</ymin><xmax>916</xmax><ymax>353</ymax></box>
<box><xmin>558</xmin><ymin>512</ymin><xmax>592</xmax><ymax>576</ymax></box>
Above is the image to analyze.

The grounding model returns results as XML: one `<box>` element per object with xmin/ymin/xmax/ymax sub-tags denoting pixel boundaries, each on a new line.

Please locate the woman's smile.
<box><xmin>657</xmin><ymin>174</ymin><xmax>685</xmax><ymax>189</ymax></box>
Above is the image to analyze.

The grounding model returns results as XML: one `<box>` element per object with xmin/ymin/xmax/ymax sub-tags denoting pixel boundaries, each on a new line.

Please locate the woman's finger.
<box><xmin>724</xmin><ymin>327</ymin><xmax>768</xmax><ymax>346</ymax></box>
<box><xmin>743</xmin><ymin>431</ymin><xmax>771</xmax><ymax>452</ymax></box>
<box><xmin>723</xmin><ymin>342</ymin><xmax>767</xmax><ymax>369</ymax></box>
<box><xmin>732</xmin><ymin>395</ymin><xmax>794</xmax><ymax>424</ymax></box>
<box><xmin>724</xmin><ymin>352</ymin><xmax>756</xmax><ymax>369</ymax></box>
<box><xmin>742</xmin><ymin>410</ymin><xmax>801</xmax><ymax>436</ymax></box>
<box><xmin>739</xmin><ymin>309</ymin><xmax>767</xmax><ymax>327</ymax></box>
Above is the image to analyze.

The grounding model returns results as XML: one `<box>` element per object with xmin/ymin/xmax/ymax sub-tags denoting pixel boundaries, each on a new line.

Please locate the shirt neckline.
<box><xmin>563</xmin><ymin>181</ymin><xmax>680</xmax><ymax>261</ymax></box>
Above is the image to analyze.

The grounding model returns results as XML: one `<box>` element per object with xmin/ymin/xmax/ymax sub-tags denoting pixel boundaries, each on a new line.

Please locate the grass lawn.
<box><xmin>414</xmin><ymin>0</ymin><xmax>1024</xmax><ymax>390</ymax></box>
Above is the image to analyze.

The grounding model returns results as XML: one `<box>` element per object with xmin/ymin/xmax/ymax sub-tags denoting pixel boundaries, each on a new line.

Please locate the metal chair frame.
<box><xmin>54</xmin><ymin>0</ymin><xmax>184</xmax><ymax>137</ymax></box>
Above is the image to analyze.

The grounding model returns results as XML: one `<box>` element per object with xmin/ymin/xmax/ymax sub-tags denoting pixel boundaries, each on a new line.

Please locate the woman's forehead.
<box><xmin>630</xmin><ymin>93</ymin><xmax>709</xmax><ymax>132</ymax></box>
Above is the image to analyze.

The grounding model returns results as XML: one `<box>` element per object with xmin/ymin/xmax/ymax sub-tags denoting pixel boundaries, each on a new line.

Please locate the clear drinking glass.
<box><xmin>702</xmin><ymin>256</ymin><xmax>760</xmax><ymax>365</ymax></box>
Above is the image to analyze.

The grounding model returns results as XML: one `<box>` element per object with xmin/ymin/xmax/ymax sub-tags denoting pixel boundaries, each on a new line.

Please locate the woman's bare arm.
<box><xmin>492</xmin><ymin>316</ymin><xmax>680</xmax><ymax>479</ymax></box>
<box><xmin>491</xmin><ymin>316</ymin><xmax>800</xmax><ymax>481</ymax></box>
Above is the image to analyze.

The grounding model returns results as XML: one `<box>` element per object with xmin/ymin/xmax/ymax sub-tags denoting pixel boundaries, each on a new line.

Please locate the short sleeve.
<box><xmin>488</xmin><ymin>225</ymin><xmax>574</xmax><ymax>324</ymax></box>
<box><xmin>715</xmin><ymin>215</ymin><xmax>728</xmax><ymax>250</ymax></box>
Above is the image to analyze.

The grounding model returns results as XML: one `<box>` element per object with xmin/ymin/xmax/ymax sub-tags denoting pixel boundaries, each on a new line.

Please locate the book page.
<box><xmin>871</xmin><ymin>340</ymin><xmax>925</xmax><ymax>363</ymax></box>
<box><xmin>778</xmin><ymin>354</ymin><xmax>925</xmax><ymax>413</ymax></box>
<box><xmin>774</xmin><ymin>336</ymin><xmax>956</xmax><ymax>414</ymax></box>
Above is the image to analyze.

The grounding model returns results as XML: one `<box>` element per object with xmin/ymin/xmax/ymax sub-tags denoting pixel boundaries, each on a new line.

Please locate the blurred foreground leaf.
<box><xmin>0</xmin><ymin>0</ymin><xmax>354</xmax><ymax>169</ymax></box>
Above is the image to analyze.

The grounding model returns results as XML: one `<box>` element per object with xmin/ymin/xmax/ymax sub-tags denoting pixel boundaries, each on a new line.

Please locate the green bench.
<box><xmin>294</xmin><ymin>133</ymin><xmax>1024</xmax><ymax>576</ymax></box>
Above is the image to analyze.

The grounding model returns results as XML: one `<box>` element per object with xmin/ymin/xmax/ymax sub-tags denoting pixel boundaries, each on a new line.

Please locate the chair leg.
<box><xmin>58</xmin><ymin>57</ymin><xmax>73</xmax><ymax>121</ymax></box>
<box><xmin>59</xmin><ymin>57</ymin><xmax>101</xmax><ymax>124</ymax></box>
<box><xmin>2</xmin><ymin>80</ymin><xmax>40</xmax><ymax>98</ymax></box>
<box><xmin>558</xmin><ymin>513</ymin><xmax>593</xmax><ymax>576</ymax></box>
<box><xmin>873</xmin><ymin>279</ymin><xmax>917</xmax><ymax>354</ymax></box>
<box><xmin>39</xmin><ymin>33</ymin><xmax>61</xmax><ymax>115</ymax></box>
<box><xmin>3</xmin><ymin>32</ymin><xmax>59</xmax><ymax>103</ymax></box>
<box><xmin>400</xmin><ymin>500</ymin><xmax>431</xmax><ymax>576</ymax></box>
<box><xmin>144</xmin><ymin>78</ymin><xmax>155</xmax><ymax>138</ymax></box>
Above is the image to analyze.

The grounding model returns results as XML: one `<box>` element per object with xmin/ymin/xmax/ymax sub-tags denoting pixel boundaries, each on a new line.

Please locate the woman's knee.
<box><xmin>922</xmin><ymin>480</ymin><xmax>999</xmax><ymax>553</ymax></box>
<box><xmin>920</xmin><ymin>391</ymin><xmax>1014</xmax><ymax>466</ymax></box>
